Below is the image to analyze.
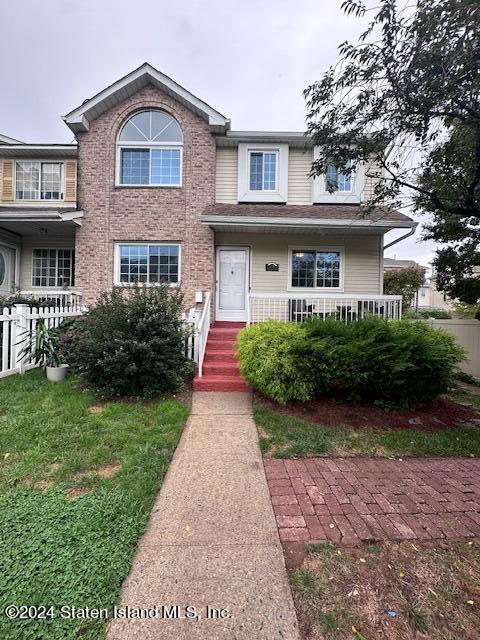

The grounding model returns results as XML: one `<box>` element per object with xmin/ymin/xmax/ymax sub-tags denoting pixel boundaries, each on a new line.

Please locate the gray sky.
<box><xmin>0</xmin><ymin>0</ymin><xmax>437</xmax><ymax>267</ymax></box>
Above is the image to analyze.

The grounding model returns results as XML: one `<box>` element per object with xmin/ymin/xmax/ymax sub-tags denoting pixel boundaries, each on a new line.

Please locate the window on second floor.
<box><xmin>325</xmin><ymin>161</ymin><xmax>352</xmax><ymax>192</ymax></box>
<box><xmin>16</xmin><ymin>162</ymin><xmax>63</xmax><ymax>200</ymax></box>
<box><xmin>249</xmin><ymin>151</ymin><xmax>278</xmax><ymax>191</ymax></box>
<box><xmin>117</xmin><ymin>110</ymin><xmax>183</xmax><ymax>187</ymax></box>
<box><xmin>32</xmin><ymin>248</ymin><xmax>74</xmax><ymax>287</ymax></box>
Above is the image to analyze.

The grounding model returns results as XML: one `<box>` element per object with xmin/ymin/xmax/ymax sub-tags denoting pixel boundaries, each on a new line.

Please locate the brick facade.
<box><xmin>75</xmin><ymin>85</ymin><xmax>216</xmax><ymax>307</ymax></box>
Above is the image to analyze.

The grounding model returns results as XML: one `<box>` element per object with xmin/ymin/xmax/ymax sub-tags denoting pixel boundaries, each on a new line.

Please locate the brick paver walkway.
<box><xmin>264</xmin><ymin>457</ymin><xmax>480</xmax><ymax>545</ymax></box>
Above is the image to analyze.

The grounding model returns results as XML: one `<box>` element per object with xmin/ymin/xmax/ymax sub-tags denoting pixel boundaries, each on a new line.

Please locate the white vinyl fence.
<box><xmin>0</xmin><ymin>304</ymin><xmax>84</xmax><ymax>378</ymax></box>
<box><xmin>427</xmin><ymin>319</ymin><xmax>480</xmax><ymax>379</ymax></box>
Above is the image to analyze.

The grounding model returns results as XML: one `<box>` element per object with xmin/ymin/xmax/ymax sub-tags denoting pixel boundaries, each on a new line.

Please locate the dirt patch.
<box><xmin>290</xmin><ymin>540</ymin><xmax>480</xmax><ymax>640</ymax></box>
<box><xmin>34</xmin><ymin>480</ymin><xmax>53</xmax><ymax>491</ymax></box>
<box><xmin>259</xmin><ymin>394</ymin><xmax>480</xmax><ymax>432</ymax></box>
<box><xmin>97</xmin><ymin>464</ymin><xmax>121</xmax><ymax>478</ymax></box>
<box><xmin>65</xmin><ymin>487</ymin><xmax>91</xmax><ymax>500</ymax></box>
<box><xmin>48</xmin><ymin>462</ymin><xmax>62</xmax><ymax>473</ymax></box>
<box><xmin>88</xmin><ymin>405</ymin><xmax>105</xmax><ymax>415</ymax></box>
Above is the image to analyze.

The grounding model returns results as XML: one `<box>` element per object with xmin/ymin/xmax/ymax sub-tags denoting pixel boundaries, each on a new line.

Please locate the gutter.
<box><xmin>201</xmin><ymin>214</ymin><xmax>415</xmax><ymax>230</ymax></box>
<box><xmin>383</xmin><ymin>222</ymin><xmax>418</xmax><ymax>250</ymax></box>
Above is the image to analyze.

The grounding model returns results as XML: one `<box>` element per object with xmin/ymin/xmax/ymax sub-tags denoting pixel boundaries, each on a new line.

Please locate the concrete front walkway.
<box><xmin>107</xmin><ymin>392</ymin><xmax>300</xmax><ymax>640</ymax></box>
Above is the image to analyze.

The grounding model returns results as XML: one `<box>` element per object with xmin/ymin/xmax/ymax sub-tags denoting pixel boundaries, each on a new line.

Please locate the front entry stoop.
<box><xmin>193</xmin><ymin>322</ymin><xmax>250</xmax><ymax>392</ymax></box>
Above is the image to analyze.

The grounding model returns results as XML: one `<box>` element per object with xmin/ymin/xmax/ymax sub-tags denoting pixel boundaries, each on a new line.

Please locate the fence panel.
<box><xmin>428</xmin><ymin>319</ymin><xmax>480</xmax><ymax>378</ymax></box>
<box><xmin>0</xmin><ymin>304</ymin><xmax>84</xmax><ymax>379</ymax></box>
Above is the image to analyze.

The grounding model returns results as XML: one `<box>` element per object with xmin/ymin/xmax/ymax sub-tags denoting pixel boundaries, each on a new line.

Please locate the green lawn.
<box><xmin>0</xmin><ymin>369</ymin><xmax>189</xmax><ymax>640</ymax></box>
<box><xmin>254</xmin><ymin>398</ymin><xmax>480</xmax><ymax>459</ymax></box>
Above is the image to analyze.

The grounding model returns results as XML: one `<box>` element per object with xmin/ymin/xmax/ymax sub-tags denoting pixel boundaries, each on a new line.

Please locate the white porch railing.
<box><xmin>0</xmin><ymin>303</ymin><xmax>84</xmax><ymax>378</ymax></box>
<box><xmin>194</xmin><ymin>292</ymin><xmax>211</xmax><ymax>378</ymax></box>
<box><xmin>19</xmin><ymin>290</ymin><xmax>83</xmax><ymax>307</ymax></box>
<box><xmin>249</xmin><ymin>293</ymin><xmax>403</xmax><ymax>323</ymax></box>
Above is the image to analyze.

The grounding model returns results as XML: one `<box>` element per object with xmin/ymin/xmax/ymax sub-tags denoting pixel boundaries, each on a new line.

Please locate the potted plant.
<box><xmin>18</xmin><ymin>318</ymin><xmax>68</xmax><ymax>381</ymax></box>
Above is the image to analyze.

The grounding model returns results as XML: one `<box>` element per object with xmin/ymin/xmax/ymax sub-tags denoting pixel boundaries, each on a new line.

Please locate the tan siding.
<box><xmin>1</xmin><ymin>159</ymin><xmax>14</xmax><ymax>201</ymax></box>
<box><xmin>363</xmin><ymin>157</ymin><xmax>383</xmax><ymax>200</ymax></box>
<box><xmin>20</xmin><ymin>236</ymin><xmax>75</xmax><ymax>290</ymax></box>
<box><xmin>287</xmin><ymin>148</ymin><xmax>312</xmax><ymax>204</ymax></box>
<box><xmin>215</xmin><ymin>232</ymin><xmax>382</xmax><ymax>294</ymax></box>
<box><xmin>215</xmin><ymin>148</ymin><xmax>238</xmax><ymax>203</ymax></box>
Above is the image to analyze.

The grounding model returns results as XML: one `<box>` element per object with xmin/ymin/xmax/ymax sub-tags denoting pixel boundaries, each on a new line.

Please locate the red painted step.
<box><xmin>193</xmin><ymin>322</ymin><xmax>249</xmax><ymax>392</ymax></box>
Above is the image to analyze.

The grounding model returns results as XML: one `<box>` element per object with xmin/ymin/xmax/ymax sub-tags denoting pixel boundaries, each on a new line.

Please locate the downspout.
<box><xmin>383</xmin><ymin>222</ymin><xmax>418</xmax><ymax>251</ymax></box>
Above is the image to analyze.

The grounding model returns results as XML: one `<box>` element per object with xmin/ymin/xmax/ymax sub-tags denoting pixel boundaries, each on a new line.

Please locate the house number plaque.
<box><xmin>265</xmin><ymin>262</ymin><xmax>279</xmax><ymax>272</ymax></box>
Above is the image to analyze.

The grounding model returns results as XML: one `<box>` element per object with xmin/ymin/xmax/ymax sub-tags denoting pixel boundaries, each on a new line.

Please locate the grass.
<box><xmin>0</xmin><ymin>369</ymin><xmax>189</xmax><ymax>640</ymax></box>
<box><xmin>291</xmin><ymin>540</ymin><xmax>480</xmax><ymax>640</ymax></box>
<box><xmin>254</xmin><ymin>399</ymin><xmax>480</xmax><ymax>458</ymax></box>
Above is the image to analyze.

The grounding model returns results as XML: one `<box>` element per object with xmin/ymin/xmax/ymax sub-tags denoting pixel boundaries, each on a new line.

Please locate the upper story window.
<box><xmin>249</xmin><ymin>151</ymin><xmax>278</xmax><ymax>191</ymax></box>
<box><xmin>313</xmin><ymin>147</ymin><xmax>364</xmax><ymax>204</ymax></box>
<box><xmin>16</xmin><ymin>161</ymin><xmax>63</xmax><ymax>200</ymax></box>
<box><xmin>238</xmin><ymin>143</ymin><xmax>288</xmax><ymax>203</ymax></box>
<box><xmin>117</xmin><ymin>110</ymin><xmax>183</xmax><ymax>187</ymax></box>
<box><xmin>325</xmin><ymin>161</ymin><xmax>352</xmax><ymax>192</ymax></box>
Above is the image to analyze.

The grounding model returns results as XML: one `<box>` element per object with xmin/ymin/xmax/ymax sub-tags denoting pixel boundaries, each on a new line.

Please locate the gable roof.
<box><xmin>63</xmin><ymin>63</ymin><xmax>230</xmax><ymax>134</ymax></box>
<box><xmin>0</xmin><ymin>133</ymin><xmax>24</xmax><ymax>144</ymax></box>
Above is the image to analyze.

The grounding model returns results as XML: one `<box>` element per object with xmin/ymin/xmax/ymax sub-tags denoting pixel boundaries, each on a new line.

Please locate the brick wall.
<box><xmin>75</xmin><ymin>85</ymin><xmax>216</xmax><ymax>307</ymax></box>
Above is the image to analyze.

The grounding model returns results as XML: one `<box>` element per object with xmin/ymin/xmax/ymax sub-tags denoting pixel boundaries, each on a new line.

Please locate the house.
<box><xmin>0</xmin><ymin>63</ymin><xmax>414</xmax><ymax>325</ymax></box>
<box><xmin>383</xmin><ymin>258</ymin><xmax>452</xmax><ymax>310</ymax></box>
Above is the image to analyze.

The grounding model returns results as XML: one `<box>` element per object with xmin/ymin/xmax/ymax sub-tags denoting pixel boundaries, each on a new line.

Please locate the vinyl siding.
<box><xmin>215</xmin><ymin>232</ymin><xmax>382</xmax><ymax>295</ymax></box>
<box><xmin>20</xmin><ymin>236</ymin><xmax>75</xmax><ymax>290</ymax></box>
<box><xmin>215</xmin><ymin>148</ymin><xmax>238</xmax><ymax>203</ymax></box>
<box><xmin>363</xmin><ymin>157</ymin><xmax>384</xmax><ymax>200</ymax></box>
<box><xmin>287</xmin><ymin>148</ymin><xmax>312</xmax><ymax>204</ymax></box>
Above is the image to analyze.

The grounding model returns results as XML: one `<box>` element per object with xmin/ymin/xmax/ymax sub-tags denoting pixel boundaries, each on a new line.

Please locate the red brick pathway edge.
<box><xmin>264</xmin><ymin>457</ymin><xmax>480</xmax><ymax>545</ymax></box>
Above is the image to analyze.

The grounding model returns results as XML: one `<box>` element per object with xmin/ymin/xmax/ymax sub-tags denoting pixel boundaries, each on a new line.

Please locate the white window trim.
<box><xmin>31</xmin><ymin>247</ymin><xmax>74</xmax><ymax>288</ymax></box>
<box><xmin>113</xmin><ymin>242</ymin><xmax>182</xmax><ymax>287</ymax></box>
<box><xmin>312</xmin><ymin>147</ymin><xmax>364</xmax><ymax>204</ymax></box>
<box><xmin>238</xmin><ymin>143</ymin><xmax>289</xmax><ymax>202</ymax></box>
<box><xmin>15</xmin><ymin>160</ymin><xmax>65</xmax><ymax>203</ymax></box>
<box><xmin>247</xmin><ymin>149</ymin><xmax>279</xmax><ymax>192</ymax></box>
<box><xmin>288</xmin><ymin>245</ymin><xmax>345</xmax><ymax>292</ymax></box>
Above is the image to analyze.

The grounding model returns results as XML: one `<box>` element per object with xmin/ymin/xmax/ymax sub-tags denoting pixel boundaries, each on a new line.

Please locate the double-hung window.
<box><xmin>249</xmin><ymin>151</ymin><xmax>278</xmax><ymax>191</ymax></box>
<box><xmin>291</xmin><ymin>249</ymin><xmax>342</xmax><ymax>289</ymax></box>
<box><xmin>117</xmin><ymin>110</ymin><xmax>183</xmax><ymax>186</ymax></box>
<box><xmin>325</xmin><ymin>161</ymin><xmax>352</xmax><ymax>192</ymax></box>
<box><xmin>16</xmin><ymin>162</ymin><xmax>63</xmax><ymax>200</ymax></box>
<box><xmin>115</xmin><ymin>243</ymin><xmax>180</xmax><ymax>285</ymax></box>
<box><xmin>32</xmin><ymin>249</ymin><xmax>74</xmax><ymax>287</ymax></box>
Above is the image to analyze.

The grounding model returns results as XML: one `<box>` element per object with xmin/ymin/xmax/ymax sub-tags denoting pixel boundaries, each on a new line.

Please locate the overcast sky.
<box><xmin>0</xmin><ymin>0</ymin><xmax>438</xmax><ymax>268</ymax></box>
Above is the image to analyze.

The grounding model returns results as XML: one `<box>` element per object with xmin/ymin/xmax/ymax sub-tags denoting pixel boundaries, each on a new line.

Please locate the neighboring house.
<box><xmin>0</xmin><ymin>63</ymin><xmax>414</xmax><ymax>322</ymax></box>
<box><xmin>383</xmin><ymin>258</ymin><xmax>452</xmax><ymax>310</ymax></box>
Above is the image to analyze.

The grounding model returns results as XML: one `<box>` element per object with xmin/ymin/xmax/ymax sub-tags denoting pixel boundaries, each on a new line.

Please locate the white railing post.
<box><xmin>12</xmin><ymin>304</ymin><xmax>29</xmax><ymax>374</ymax></box>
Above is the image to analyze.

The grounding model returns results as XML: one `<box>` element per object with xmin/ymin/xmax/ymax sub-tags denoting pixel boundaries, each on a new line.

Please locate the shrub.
<box><xmin>417</xmin><ymin>308</ymin><xmax>452</xmax><ymax>319</ymax></box>
<box><xmin>237</xmin><ymin>317</ymin><xmax>466</xmax><ymax>406</ymax></box>
<box><xmin>63</xmin><ymin>286</ymin><xmax>191</xmax><ymax>397</ymax></box>
<box><xmin>236</xmin><ymin>321</ymin><xmax>315</xmax><ymax>404</ymax></box>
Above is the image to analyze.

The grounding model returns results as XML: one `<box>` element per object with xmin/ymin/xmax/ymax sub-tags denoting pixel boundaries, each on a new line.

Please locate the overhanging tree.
<box><xmin>305</xmin><ymin>0</ymin><xmax>480</xmax><ymax>303</ymax></box>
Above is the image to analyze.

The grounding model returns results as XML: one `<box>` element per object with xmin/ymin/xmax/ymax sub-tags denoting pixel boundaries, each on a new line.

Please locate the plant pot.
<box><xmin>46</xmin><ymin>364</ymin><xmax>68</xmax><ymax>382</ymax></box>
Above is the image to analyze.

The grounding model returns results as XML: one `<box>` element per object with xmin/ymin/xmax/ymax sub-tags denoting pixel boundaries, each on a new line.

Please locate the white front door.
<box><xmin>0</xmin><ymin>245</ymin><xmax>15</xmax><ymax>296</ymax></box>
<box><xmin>216</xmin><ymin>247</ymin><xmax>249</xmax><ymax>321</ymax></box>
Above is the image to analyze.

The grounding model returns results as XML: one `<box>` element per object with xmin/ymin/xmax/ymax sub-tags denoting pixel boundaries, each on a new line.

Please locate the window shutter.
<box><xmin>64</xmin><ymin>160</ymin><xmax>77</xmax><ymax>202</ymax></box>
<box><xmin>1</xmin><ymin>160</ymin><xmax>14</xmax><ymax>201</ymax></box>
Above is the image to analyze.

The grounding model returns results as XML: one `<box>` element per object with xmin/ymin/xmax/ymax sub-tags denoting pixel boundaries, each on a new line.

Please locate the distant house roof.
<box><xmin>384</xmin><ymin>258</ymin><xmax>425</xmax><ymax>270</ymax></box>
<box><xmin>63</xmin><ymin>63</ymin><xmax>230</xmax><ymax>134</ymax></box>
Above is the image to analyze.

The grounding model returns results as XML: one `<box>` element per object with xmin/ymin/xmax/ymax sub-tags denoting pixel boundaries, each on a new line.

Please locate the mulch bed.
<box><xmin>259</xmin><ymin>395</ymin><xmax>480</xmax><ymax>431</ymax></box>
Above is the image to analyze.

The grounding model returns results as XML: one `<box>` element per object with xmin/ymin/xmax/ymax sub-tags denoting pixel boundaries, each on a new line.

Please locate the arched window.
<box><xmin>117</xmin><ymin>110</ymin><xmax>183</xmax><ymax>186</ymax></box>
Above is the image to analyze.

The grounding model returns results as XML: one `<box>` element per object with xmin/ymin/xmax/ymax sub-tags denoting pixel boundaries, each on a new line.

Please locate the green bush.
<box><xmin>417</xmin><ymin>308</ymin><xmax>452</xmax><ymax>319</ymax></box>
<box><xmin>63</xmin><ymin>286</ymin><xmax>191</xmax><ymax>397</ymax></box>
<box><xmin>236</xmin><ymin>321</ymin><xmax>315</xmax><ymax>404</ymax></box>
<box><xmin>237</xmin><ymin>317</ymin><xmax>466</xmax><ymax>406</ymax></box>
